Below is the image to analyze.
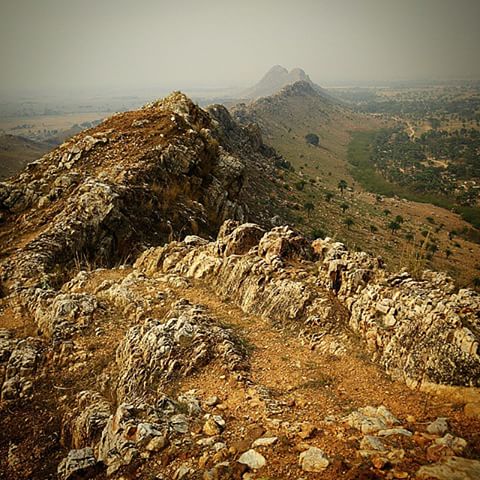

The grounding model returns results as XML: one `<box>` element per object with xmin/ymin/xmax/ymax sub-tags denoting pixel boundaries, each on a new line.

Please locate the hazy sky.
<box><xmin>1</xmin><ymin>0</ymin><xmax>479</xmax><ymax>94</ymax></box>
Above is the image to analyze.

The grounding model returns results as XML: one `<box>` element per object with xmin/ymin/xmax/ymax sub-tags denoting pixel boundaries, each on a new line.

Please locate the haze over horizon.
<box><xmin>1</xmin><ymin>0</ymin><xmax>480</xmax><ymax>96</ymax></box>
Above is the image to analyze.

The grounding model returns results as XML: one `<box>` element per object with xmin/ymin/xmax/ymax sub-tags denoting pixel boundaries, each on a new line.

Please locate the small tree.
<box><xmin>388</xmin><ymin>221</ymin><xmax>401</xmax><ymax>234</ymax></box>
<box><xmin>340</xmin><ymin>203</ymin><xmax>349</xmax><ymax>213</ymax></box>
<box><xmin>304</xmin><ymin>202</ymin><xmax>314</xmax><ymax>216</ymax></box>
<box><xmin>295</xmin><ymin>180</ymin><xmax>306</xmax><ymax>191</ymax></box>
<box><xmin>395</xmin><ymin>215</ymin><xmax>404</xmax><ymax>224</ymax></box>
<box><xmin>305</xmin><ymin>133</ymin><xmax>320</xmax><ymax>146</ymax></box>
<box><xmin>370</xmin><ymin>224</ymin><xmax>378</xmax><ymax>234</ymax></box>
<box><xmin>445</xmin><ymin>248</ymin><xmax>452</xmax><ymax>258</ymax></box>
<box><xmin>325</xmin><ymin>192</ymin><xmax>334</xmax><ymax>202</ymax></box>
<box><xmin>311</xmin><ymin>228</ymin><xmax>325</xmax><ymax>239</ymax></box>
<box><xmin>428</xmin><ymin>243</ymin><xmax>438</xmax><ymax>256</ymax></box>
<box><xmin>405</xmin><ymin>232</ymin><xmax>414</xmax><ymax>242</ymax></box>
<box><xmin>344</xmin><ymin>217</ymin><xmax>354</xmax><ymax>230</ymax></box>
<box><xmin>383</xmin><ymin>209</ymin><xmax>391</xmax><ymax>216</ymax></box>
<box><xmin>338</xmin><ymin>179</ymin><xmax>348</xmax><ymax>195</ymax></box>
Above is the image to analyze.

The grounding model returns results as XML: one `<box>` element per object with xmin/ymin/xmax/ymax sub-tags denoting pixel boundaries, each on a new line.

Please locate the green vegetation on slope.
<box><xmin>347</xmin><ymin>131</ymin><xmax>480</xmax><ymax>228</ymax></box>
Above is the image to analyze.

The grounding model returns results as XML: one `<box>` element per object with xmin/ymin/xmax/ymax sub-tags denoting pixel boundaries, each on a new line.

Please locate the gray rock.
<box><xmin>169</xmin><ymin>414</ymin><xmax>189</xmax><ymax>434</ymax></box>
<box><xmin>427</xmin><ymin>417</ymin><xmax>449</xmax><ymax>435</ymax></box>
<box><xmin>435</xmin><ymin>433</ymin><xmax>467</xmax><ymax>454</ymax></box>
<box><xmin>205</xmin><ymin>395</ymin><xmax>219</xmax><ymax>407</ymax></box>
<box><xmin>57</xmin><ymin>448</ymin><xmax>98</xmax><ymax>480</ymax></box>
<box><xmin>377</xmin><ymin>428</ymin><xmax>412</xmax><ymax>437</ymax></box>
<box><xmin>345</xmin><ymin>406</ymin><xmax>392</xmax><ymax>434</ymax></box>
<box><xmin>360</xmin><ymin>435</ymin><xmax>386</xmax><ymax>451</ymax></box>
<box><xmin>0</xmin><ymin>336</ymin><xmax>41</xmax><ymax>401</ymax></box>
<box><xmin>252</xmin><ymin>436</ymin><xmax>278</xmax><ymax>447</ymax></box>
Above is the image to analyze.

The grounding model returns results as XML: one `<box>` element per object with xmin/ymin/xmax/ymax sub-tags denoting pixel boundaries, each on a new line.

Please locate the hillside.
<box><xmin>231</xmin><ymin>81</ymin><xmax>480</xmax><ymax>287</ymax></box>
<box><xmin>0</xmin><ymin>134</ymin><xmax>52</xmax><ymax>180</ymax></box>
<box><xmin>0</xmin><ymin>91</ymin><xmax>479</xmax><ymax>479</ymax></box>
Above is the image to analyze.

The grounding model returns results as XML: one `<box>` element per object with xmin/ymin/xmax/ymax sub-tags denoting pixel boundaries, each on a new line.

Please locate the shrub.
<box><xmin>295</xmin><ymin>180</ymin><xmax>306</xmax><ymax>191</ymax></box>
<box><xmin>305</xmin><ymin>133</ymin><xmax>320</xmax><ymax>146</ymax></box>
<box><xmin>311</xmin><ymin>228</ymin><xmax>325</xmax><ymax>239</ymax></box>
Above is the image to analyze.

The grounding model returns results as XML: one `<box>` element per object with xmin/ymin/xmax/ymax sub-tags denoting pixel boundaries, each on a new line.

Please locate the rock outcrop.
<box><xmin>115</xmin><ymin>300</ymin><xmax>249</xmax><ymax>402</ymax></box>
<box><xmin>136</xmin><ymin>221</ymin><xmax>480</xmax><ymax>389</ymax></box>
<box><xmin>0</xmin><ymin>330</ymin><xmax>42</xmax><ymax>400</ymax></box>
<box><xmin>0</xmin><ymin>92</ymin><xmax>286</xmax><ymax>293</ymax></box>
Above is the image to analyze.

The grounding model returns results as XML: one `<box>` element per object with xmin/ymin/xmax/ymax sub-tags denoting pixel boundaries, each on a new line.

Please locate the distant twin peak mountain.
<box><xmin>263</xmin><ymin>65</ymin><xmax>312</xmax><ymax>84</ymax></box>
<box><xmin>241</xmin><ymin>65</ymin><xmax>325</xmax><ymax>100</ymax></box>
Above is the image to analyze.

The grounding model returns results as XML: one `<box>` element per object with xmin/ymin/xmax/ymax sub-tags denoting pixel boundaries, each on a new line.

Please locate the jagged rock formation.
<box><xmin>115</xmin><ymin>300</ymin><xmax>249</xmax><ymax>403</ymax></box>
<box><xmin>314</xmin><ymin>238</ymin><xmax>480</xmax><ymax>388</ymax></box>
<box><xmin>136</xmin><ymin>221</ymin><xmax>480</xmax><ymax>389</ymax></box>
<box><xmin>135</xmin><ymin>222</ymin><xmax>348</xmax><ymax>354</ymax></box>
<box><xmin>0</xmin><ymin>92</ymin><xmax>287</xmax><ymax>293</ymax></box>
<box><xmin>1</xmin><ymin>218</ymin><xmax>480</xmax><ymax>478</ymax></box>
<box><xmin>0</xmin><ymin>330</ymin><xmax>42</xmax><ymax>400</ymax></box>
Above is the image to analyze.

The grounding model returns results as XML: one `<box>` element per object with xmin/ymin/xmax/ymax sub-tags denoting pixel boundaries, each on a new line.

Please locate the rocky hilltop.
<box><xmin>233</xmin><ymin>80</ymin><xmax>340</xmax><ymax>137</ymax></box>
<box><xmin>241</xmin><ymin>65</ymin><xmax>330</xmax><ymax>100</ymax></box>
<box><xmin>0</xmin><ymin>92</ymin><xmax>480</xmax><ymax>479</ymax></box>
<box><xmin>0</xmin><ymin>92</ymin><xmax>289</xmax><ymax>295</ymax></box>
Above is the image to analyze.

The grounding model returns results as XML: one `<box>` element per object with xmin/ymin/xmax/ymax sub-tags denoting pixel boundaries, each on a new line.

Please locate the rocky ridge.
<box><xmin>0</xmin><ymin>92</ymin><xmax>286</xmax><ymax>293</ymax></box>
<box><xmin>137</xmin><ymin>221</ymin><xmax>480</xmax><ymax>389</ymax></box>
<box><xmin>0</xmin><ymin>91</ymin><xmax>480</xmax><ymax>479</ymax></box>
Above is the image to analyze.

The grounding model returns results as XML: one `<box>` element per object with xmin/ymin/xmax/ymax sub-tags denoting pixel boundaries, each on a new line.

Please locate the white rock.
<box><xmin>299</xmin><ymin>447</ymin><xmax>329</xmax><ymax>472</ymax></box>
<box><xmin>252</xmin><ymin>437</ymin><xmax>278</xmax><ymax>448</ymax></box>
<box><xmin>427</xmin><ymin>417</ymin><xmax>449</xmax><ymax>435</ymax></box>
<box><xmin>238</xmin><ymin>449</ymin><xmax>266</xmax><ymax>469</ymax></box>
<box><xmin>417</xmin><ymin>456</ymin><xmax>480</xmax><ymax>479</ymax></box>
<box><xmin>360</xmin><ymin>435</ymin><xmax>386</xmax><ymax>451</ymax></box>
<box><xmin>377</xmin><ymin>428</ymin><xmax>412</xmax><ymax>437</ymax></box>
<box><xmin>435</xmin><ymin>433</ymin><xmax>467</xmax><ymax>454</ymax></box>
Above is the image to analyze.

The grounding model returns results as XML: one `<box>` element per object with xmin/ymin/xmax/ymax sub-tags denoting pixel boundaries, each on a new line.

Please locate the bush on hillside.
<box><xmin>305</xmin><ymin>133</ymin><xmax>319</xmax><ymax>146</ymax></box>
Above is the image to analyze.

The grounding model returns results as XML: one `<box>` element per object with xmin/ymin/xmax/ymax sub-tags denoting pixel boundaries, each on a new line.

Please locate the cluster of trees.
<box><xmin>370</xmin><ymin>127</ymin><xmax>480</xmax><ymax>205</ymax></box>
<box><xmin>357</xmin><ymin>92</ymin><xmax>480</xmax><ymax>125</ymax></box>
